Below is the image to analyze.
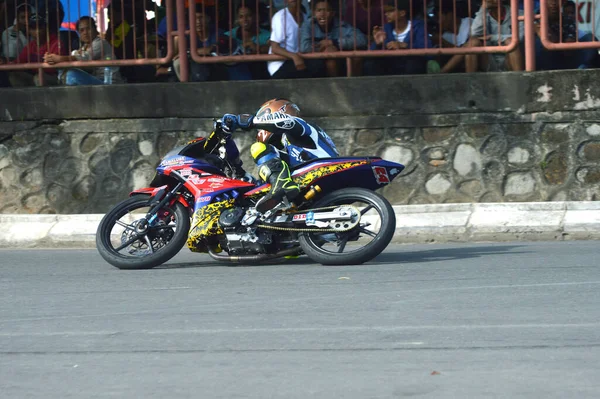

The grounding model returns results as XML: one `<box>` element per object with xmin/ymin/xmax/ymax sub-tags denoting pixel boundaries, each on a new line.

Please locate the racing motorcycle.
<box><xmin>95</xmin><ymin>120</ymin><xmax>405</xmax><ymax>269</ymax></box>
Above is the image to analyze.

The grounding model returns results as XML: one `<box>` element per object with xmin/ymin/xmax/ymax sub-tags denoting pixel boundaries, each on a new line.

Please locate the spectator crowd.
<box><xmin>0</xmin><ymin>0</ymin><xmax>598</xmax><ymax>87</ymax></box>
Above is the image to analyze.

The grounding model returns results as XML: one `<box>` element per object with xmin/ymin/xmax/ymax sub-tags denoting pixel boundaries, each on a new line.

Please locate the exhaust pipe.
<box><xmin>207</xmin><ymin>247</ymin><xmax>303</xmax><ymax>263</ymax></box>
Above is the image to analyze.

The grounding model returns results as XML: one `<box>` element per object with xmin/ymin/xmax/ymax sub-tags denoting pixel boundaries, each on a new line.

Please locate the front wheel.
<box><xmin>298</xmin><ymin>188</ymin><xmax>396</xmax><ymax>266</ymax></box>
<box><xmin>96</xmin><ymin>194</ymin><xmax>191</xmax><ymax>270</ymax></box>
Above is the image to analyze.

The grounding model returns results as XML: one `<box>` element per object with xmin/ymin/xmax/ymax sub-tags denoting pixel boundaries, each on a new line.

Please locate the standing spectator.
<box><xmin>268</xmin><ymin>0</ymin><xmax>311</xmax><ymax>79</ymax></box>
<box><xmin>224</xmin><ymin>1</ymin><xmax>271</xmax><ymax>80</ymax></box>
<box><xmin>1</xmin><ymin>3</ymin><xmax>30</xmax><ymax>61</ymax></box>
<box><xmin>43</xmin><ymin>16</ymin><xmax>123</xmax><ymax>85</ymax></box>
<box><xmin>364</xmin><ymin>0</ymin><xmax>432</xmax><ymax>76</ymax></box>
<box><xmin>300</xmin><ymin>0</ymin><xmax>368</xmax><ymax>77</ymax></box>
<box><xmin>464</xmin><ymin>0</ymin><xmax>524</xmax><ymax>72</ymax></box>
<box><xmin>342</xmin><ymin>0</ymin><xmax>384</xmax><ymax>40</ymax></box>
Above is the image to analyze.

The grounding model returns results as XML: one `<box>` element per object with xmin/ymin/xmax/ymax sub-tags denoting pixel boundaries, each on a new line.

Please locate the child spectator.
<box><xmin>268</xmin><ymin>0</ymin><xmax>311</xmax><ymax>79</ymax></box>
<box><xmin>300</xmin><ymin>0</ymin><xmax>368</xmax><ymax>77</ymax></box>
<box><xmin>1</xmin><ymin>3</ymin><xmax>29</xmax><ymax>61</ymax></box>
<box><xmin>224</xmin><ymin>1</ymin><xmax>271</xmax><ymax>80</ymax></box>
<box><xmin>364</xmin><ymin>0</ymin><xmax>432</xmax><ymax>76</ymax></box>
<box><xmin>43</xmin><ymin>16</ymin><xmax>123</xmax><ymax>85</ymax></box>
<box><xmin>464</xmin><ymin>0</ymin><xmax>524</xmax><ymax>72</ymax></box>
<box><xmin>342</xmin><ymin>0</ymin><xmax>384</xmax><ymax>40</ymax></box>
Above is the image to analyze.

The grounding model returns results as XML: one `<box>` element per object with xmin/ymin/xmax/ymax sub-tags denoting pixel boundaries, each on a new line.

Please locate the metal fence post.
<box><xmin>524</xmin><ymin>0</ymin><xmax>536</xmax><ymax>71</ymax></box>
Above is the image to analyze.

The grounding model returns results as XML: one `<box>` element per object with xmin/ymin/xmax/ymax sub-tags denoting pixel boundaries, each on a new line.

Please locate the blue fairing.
<box><xmin>291</xmin><ymin>157</ymin><xmax>405</xmax><ymax>192</ymax></box>
<box><xmin>157</xmin><ymin>155</ymin><xmax>225</xmax><ymax>176</ymax></box>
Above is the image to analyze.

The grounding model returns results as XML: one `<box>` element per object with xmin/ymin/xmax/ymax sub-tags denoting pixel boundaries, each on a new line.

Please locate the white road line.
<box><xmin>0</xmin><ymin>323</ymin><xmax>599</xmax><ymax>337</ymax></box>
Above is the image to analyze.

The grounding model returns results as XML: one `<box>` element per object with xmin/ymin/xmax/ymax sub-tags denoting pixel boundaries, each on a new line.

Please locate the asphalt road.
<box><xmin>1</xmin><ymin>241</ymin><xmax>599</xmax><ymax>398</ymax></box>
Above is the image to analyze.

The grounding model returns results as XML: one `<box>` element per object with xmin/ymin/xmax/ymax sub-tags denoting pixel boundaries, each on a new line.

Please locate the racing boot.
<box><xmin>251</xmin><ymin>142</ymin><xmax>300</xmax><ymax>214</ymax></box>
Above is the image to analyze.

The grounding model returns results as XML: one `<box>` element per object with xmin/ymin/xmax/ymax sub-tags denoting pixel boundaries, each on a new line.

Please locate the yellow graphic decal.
<box><xmin>186</xmin><ymin>199</ymin><xmax>235</xmax><ymax>252</ymax></box>
<box><xmin>293</xmin><ymin>161</ymin><xmax>368</xmax><ymax>188</ymax></box>
<box><xmin>245</xmin><ymin>161</ymin><xmax>367</xmax><ymax>201</ymax></box>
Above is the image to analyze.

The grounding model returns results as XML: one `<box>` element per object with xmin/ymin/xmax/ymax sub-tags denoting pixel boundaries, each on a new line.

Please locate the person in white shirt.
<box><xmin>1</xmin><ymin>4</ymin><xmax>30</xmax><ymax>61</ymax></box>
<box><xmin>268</xmin><ymin>0</ymin><xmax>313</xmax><ymax>79</ymax></box>
<box><xmin>267</xmin><ymin>0</ymin><xmax>311</xmax><ymax>17</ymax></box>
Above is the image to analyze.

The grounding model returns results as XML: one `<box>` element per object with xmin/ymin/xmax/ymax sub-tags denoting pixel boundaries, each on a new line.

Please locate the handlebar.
<box><xmin>213</xmin><ymin>119</ymin><xmax>224</xmax><ymax>134</ymax></box>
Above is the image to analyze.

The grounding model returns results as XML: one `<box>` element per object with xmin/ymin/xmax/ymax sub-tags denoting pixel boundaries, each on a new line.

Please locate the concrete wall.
<box><xmin>2</xmin><ymin>70</ymin><xmax>600</xmax><ymax>214</ymax></box>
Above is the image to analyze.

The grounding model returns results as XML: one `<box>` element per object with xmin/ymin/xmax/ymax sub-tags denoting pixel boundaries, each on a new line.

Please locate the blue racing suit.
<box><xmin>222</xmin><ymin>111</ymin><xmax>340</xmax><ymax>167</ymax></box>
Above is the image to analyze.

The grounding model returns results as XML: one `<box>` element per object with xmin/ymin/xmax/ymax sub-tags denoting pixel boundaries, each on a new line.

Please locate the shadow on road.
<box><xmin>373</xmin><ymin>244</ymin><xmax>530</xmax><ymax>264</ymax></box>
<box><xmin>157</xmin><ymin>244</ymin><xmax>529</xmax><ymax>269</ymax></box>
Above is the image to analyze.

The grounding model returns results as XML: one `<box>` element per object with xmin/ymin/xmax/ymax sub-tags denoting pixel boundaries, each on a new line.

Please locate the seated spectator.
<box><xmin>428</xmin><ymin>0</ymin><xmax>473</xmax><ymax>73</ymax></box>
<box><xmin>342</xmin><ymin>0</ymin><xmax>384</xmax><ymax>41</ymax></box>
<box><xmin>224</xmin><ymin>1</ymin><xmax>271</xmax><ymax>80</ymax></box>
<box><xmin>105</xmin><ymin>0</ymin><xmax>156</xmax><ymax>83</ymax></box>
<box><xmin>268</xmin><ymin>0</ymin><xmax>312</xmax><ymax>79</ymax></box>
<box><xmin>226</xmin><ymin>2</ymin><xmax>270</xmax><ymax>55</ymax></box>
<box><xmin>364</xmin><ymin>0</ymin><xmax>432</xmax><ymax>76</ymax></box>
<box><xmin>1</xmin><ymin>3</ymin><xmax>30</xmax><ymax>61</ymax></box>
<box><xmin>464</xmin><ymin>0</ymin><xmax>524</xmax><ymax>72</ymax></box>
<box><xmin>0</xmin><ymin>3</ymin><xmax>67</xmax><ymax>87</ymax></box>
<box><xmin>43</xmin><ymin>16</ymin><xmax>123</xmax><ymax>86</ymax></box>
<box><xmin>300</xmin><ymin>0</ymin><xmax>368</xmax><ymax>77</ymax></box>
<box><xmin>172</xmin><ymin>5</ymin><xmax>229</xmax><ymax>82</ymax></box>
<box><xmin>534</xmin><ymin>0</ymin><xmax>598</xmax><ymax>70</ymax></box>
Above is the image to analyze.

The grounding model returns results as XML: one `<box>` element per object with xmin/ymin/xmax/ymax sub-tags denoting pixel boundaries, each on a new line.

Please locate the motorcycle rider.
<box><xmin>220</xmin><ymin>98</ymin><xmax>339</xmax><ymax>212</ymax></box>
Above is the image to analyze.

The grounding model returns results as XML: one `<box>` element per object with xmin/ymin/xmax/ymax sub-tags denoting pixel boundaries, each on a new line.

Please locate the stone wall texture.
<box><xmin>2</xmin><ymin>70</ymin><xmax>600</xmax><ymax>214</ymax></box>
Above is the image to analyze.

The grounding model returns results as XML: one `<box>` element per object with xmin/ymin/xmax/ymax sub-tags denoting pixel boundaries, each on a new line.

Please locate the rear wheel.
<box><xmin>96</xmin><ymin>195</ymin><xmax>190</xmax><ymax>270</ymax></box>
<box><xmin>298</xmin><ymin>188</ymin><xmax>396</xmax><ymax>265</ymax></box>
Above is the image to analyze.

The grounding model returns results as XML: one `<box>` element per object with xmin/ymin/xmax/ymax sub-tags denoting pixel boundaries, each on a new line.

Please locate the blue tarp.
<box><xmin>59</xmin><ymin>0</ymin><xmax>97</xmax><ymax>30</ymax></box>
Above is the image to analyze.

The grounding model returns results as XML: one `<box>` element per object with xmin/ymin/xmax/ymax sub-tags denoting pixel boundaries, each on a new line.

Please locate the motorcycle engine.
<box><xmin>219</xmin><ymin>207</ymin><xmax>273</xmax><ymax>254</ymax></box>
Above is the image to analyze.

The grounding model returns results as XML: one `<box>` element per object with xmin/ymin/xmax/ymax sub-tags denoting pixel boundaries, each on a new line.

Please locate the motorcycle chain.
<box><xmin>257</xmin><ymin>205</ymin><xmax>362</xmax><ymax>233</ymax></box>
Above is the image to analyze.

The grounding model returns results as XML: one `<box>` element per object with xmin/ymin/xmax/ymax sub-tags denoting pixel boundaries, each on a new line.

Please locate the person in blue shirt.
<box><xmin>364</xmin><ymin>0</ymin><xmax>432</xmax><ymax>76</ymax></box>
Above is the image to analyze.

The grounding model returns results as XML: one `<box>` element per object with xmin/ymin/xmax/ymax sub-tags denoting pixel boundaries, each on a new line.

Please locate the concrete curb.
<box><xmin>1</xmin><ymin>202</ymin><xmax>600</xmax><ymax>249</ymax></box>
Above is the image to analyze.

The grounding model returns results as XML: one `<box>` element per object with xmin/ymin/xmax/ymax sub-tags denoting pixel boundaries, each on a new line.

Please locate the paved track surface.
<box><xmin>1</xmin><ymin>242</ymin><xmax>599</xmax><ymax>398</ymax></box>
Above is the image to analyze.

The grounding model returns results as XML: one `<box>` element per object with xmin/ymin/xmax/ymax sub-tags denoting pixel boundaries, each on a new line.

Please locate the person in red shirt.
<box><xmin>0</xmin><ymin>6</ymin><xmax>67</xmax><ymax>87</ymax></box>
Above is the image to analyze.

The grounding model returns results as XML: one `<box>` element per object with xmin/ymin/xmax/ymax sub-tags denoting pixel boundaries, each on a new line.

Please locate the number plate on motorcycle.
<box><xmin>372</xmin><ymin>166</ymin><xmax>390</xmax><ymax>184</ymax></box>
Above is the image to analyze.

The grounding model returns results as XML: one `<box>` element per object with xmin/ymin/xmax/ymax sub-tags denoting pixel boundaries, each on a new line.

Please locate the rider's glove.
<box><xmin>222</xmin><ymin>114</ymin><xmax>239</xmax><ymax>134</ymax></box>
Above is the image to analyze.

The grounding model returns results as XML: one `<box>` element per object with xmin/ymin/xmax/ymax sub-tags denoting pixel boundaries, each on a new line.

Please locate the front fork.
<box><xmin>143</xmin><ymin>182</ymin><xmax>185</xmax><ymax>227</ymax></box>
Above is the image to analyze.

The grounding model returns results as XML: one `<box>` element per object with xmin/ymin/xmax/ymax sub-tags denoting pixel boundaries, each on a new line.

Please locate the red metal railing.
<box><xmin>2</xmin><ymin>0</ymin><xmax>598</xmax><ymax>84</ymax></box>
<box><xmin>181</xmin><ymin>0</ymin><xmax>522</xmax><ymax>80</ymax></box>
